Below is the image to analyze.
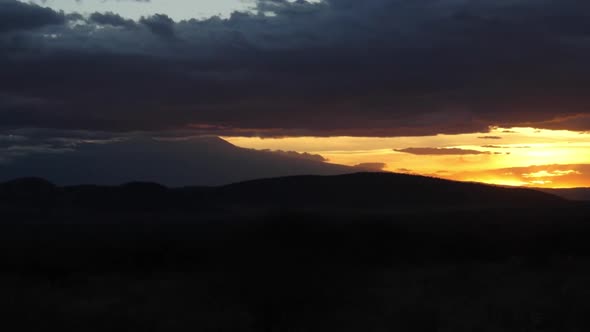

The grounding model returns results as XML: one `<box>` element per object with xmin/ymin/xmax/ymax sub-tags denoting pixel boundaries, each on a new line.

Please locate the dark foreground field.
<box><xmin>2</xmin><ymin>173</ymin><xmax>590</xmax><ymax>331</ymax></box>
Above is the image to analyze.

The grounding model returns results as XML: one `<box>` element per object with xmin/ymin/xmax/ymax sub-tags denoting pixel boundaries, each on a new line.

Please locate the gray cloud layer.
<box><xmin>1</xmin><ymin>0</ymin><xmax>590</xmax><ymax>136</ymax></box>
<box><xmin>0</xmin><ymin>135</ymin><xmax>359</xmax><ymax>186</ymax></box>
<box><xmin>89</xmin><ymin>11</ymin><xmax>137</xmax><ymax>28</ymax></box>
<box><xmin>0</xmin><ymin>0</ymin><xmax>65</xmax><ymax>32</ymax></box>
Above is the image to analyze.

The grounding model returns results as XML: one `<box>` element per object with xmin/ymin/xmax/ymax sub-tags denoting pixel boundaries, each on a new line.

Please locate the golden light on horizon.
<box><xmin>475</xmin><ymin>179</ymin><xmax>531</xmax><ymax>187</ymax></box>
<box><xmin>223</xmin><ymin>127</ymin><xmax>590</xmax><ymax>188</ymax></box>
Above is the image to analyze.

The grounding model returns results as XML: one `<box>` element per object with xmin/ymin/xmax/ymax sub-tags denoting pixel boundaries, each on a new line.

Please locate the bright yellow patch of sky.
<box><xmin>223</xmin><ymin>127</ymin><xmax>590</xmax><ymax>188</ymax></box>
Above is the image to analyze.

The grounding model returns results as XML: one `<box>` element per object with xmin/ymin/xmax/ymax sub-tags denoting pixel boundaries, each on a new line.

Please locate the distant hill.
<box><xmin>537</xmin><ymin>188</ymin><xmax>590</xmax><ymax>201</ymax></box>
<box><xmin>0</xmin><ymin>136</ymin><xmax>364</xmax><ymax>186</ymax></box>
<box><xmin>212</xmin><ymin>172</ymin><xmax>566</xmax><ymax>210</ymax></box>
<box><xmin>0</xmin><ymin>172</ymin><xmax>567</xmax><ymax>213</ymax></box>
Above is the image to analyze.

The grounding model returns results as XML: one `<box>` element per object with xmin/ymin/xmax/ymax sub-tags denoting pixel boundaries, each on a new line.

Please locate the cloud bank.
<box><xmin>1</xmin><ymin>0</ymin><xmax>590</xmax><ymax>137</ymax></box>
<box><xmin>0</xmin><ymin>135</ymin><xmax>356</xmax><ymax>186</ymax></box>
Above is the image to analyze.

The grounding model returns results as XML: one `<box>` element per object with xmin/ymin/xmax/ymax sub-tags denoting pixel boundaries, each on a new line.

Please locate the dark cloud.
<box><xmin>478</xmin><ymin>136</ymin><xmax>503</xmax><ymax>140</ymax></box>
<box><xmin>0</xmin><ymin>0</ymin><xmax>65</xmax><ymax>33</ymax></box>
<box><xmin>1</xmin><ymin>0</ymin><xmax>590</xmax><ymax>136</ymax></box>
<box><xmin>139</xmin><ymin>14</ymin><xmax>175</xmax><ymax>37</ymax></box>
<box><xmin>89</xmin><ymin>12</ymin><xmax>136</xmax><ymax>28</ymax></box>
<box><xmin>522</xmin><ymin>114</ymin><xmax>590</xmax><ymax>132</ymax></box>
<box><xmin>395</xmin><ymin>147</ymin><xmax>489</xmax><ymax>155</ymax></box>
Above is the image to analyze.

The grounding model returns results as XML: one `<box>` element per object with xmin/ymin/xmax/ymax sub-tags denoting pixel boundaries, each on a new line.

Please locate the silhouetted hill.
<box><xmin>0</xmin><ymin>177</ymin><xmax>58</xmax><ymax>213</ymax></box>
<box><xmin>1</xmin><ymin>174</ymin><xmax>590</xmax><ymax>332</ymax></box>
<box><xmin>538</xmin><ymin>188</ymin><xmax>590</xmax><ymax>201</ymax></box>
<box><xmin>212</xmin><ymin>172</ymin><xmax>566</xmax><ymax>210</ymax></box>
<box><xmin>0</xmin><ymin>172</ymin><xmax>567</xmax><ymax>214</ymax></box>
<box><xmin>1</xmin><ymin>176</ymin><xmax>55</xmax><ymax>191</ymax></box>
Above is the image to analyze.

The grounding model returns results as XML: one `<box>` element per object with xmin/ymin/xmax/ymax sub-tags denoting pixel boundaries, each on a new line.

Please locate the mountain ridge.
<box><xmin>0</xmin><ymin>172</ymin><xmax>570</xmax><ymax>214</ymax></box>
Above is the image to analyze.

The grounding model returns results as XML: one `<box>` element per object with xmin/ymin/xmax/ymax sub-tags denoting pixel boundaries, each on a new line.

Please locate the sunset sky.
<box><xmin>1</xmin><ymin>0</ymin><xmax>589</xmax><ymax>187</ymax></box>
<box><xmin>226</xmin><ymin>127</ymin><xmax>590</xmax><ymax>188</ymax></box>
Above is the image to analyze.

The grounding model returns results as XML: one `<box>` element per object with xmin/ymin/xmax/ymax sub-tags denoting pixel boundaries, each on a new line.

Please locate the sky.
<box><xmin>1</xmin><ymin>0</ymin><xmax>590</xmax><ymax>187</ymax></box>
<box><xmin>20</xmin><ymin>0</ymin><xmax>253</xmax><ymax>20</ymax></box>
<box><xmin>226</xmin><ymin>127</ymin><xmax>590</xmax><ymax>188</ymax></box>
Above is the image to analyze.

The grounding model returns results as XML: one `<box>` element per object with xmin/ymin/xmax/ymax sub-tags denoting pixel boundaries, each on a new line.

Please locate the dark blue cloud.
<box><xmin>89</xmin><ymin>12</ymin><xmax>137</xmax><ymax>28</ymax></box>
<box><xmin>0</xmin><ymin>0</ymin><xmax>590</xmax><ymax>136</ymax></box>
<box><xmin>139</xmin><ymin>14</ymin><xmax>175</xmax><ymax>37</ymax></box>
<box><xmin>0</xmin><ymin>0</ymin><xmax>65</xmax><ymax>33</ymax></box>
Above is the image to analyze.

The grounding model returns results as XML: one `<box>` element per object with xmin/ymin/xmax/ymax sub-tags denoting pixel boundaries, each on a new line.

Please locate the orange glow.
<box><xmin>223</xmin><ymin>127</ymin><xmax>590</xmax><ymax>188</ymax></box>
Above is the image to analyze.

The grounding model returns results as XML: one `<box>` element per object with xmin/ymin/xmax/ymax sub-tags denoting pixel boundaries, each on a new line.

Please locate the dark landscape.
<box><xmin>2</xmin><ymin>173</ymin><xmax>590</xmax><ymax>331</ymax></box>
<box><xmin>539</xmin><ymin>188</ymin><xmax>590</xmax><ymax>202</ymax></box>
<box><xmin>3</xmin><ymin>0</ymin><xmax>590</xmax><ymax>330</ymax></box>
